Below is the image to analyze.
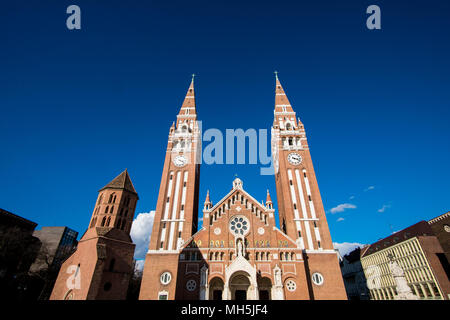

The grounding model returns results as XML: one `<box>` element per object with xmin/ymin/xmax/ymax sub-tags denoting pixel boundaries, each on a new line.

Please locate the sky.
<box><xmin>1</xmin><ymin>0</ymin><xmax>449</xmax><ymax>260</ymax></box>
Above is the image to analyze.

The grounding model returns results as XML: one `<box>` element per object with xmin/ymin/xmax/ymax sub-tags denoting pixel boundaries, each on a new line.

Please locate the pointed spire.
<box><xmin>99</xmin><ymin>169</ymin><xmax>138</xmax><ymax>196</ymax></box>
<box><xmin>266</xmin><ymin>189</ymin><xmax>273</xmax><ymax>204</ymax></box>
<box><xmin>274</xmin><ymin>72</ymin><xmax>294</xmax><ymax>114</ymax></box>
<box><xmin>204</xmin><ymin>190</ymin><xmax>212</xmax><ymax>210</ymax></box>
<box><xmin>178</xmin><ymin>75</ymin><xmax>197</xmax><ymax>117</ymax></box>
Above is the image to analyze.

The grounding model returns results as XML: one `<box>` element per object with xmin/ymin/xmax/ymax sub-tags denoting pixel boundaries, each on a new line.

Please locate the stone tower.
<box><xmin>50</xmin><ymin>169</ymin><xmax>139</xmax><ymax>300</ymax></box>
<box><xmin>139</xmin><ymin>77</ymin><xmax>201</xmax><ymax>300</ymax></box>
<box><xmin>271</xmin><ymin>74</ymin><xmax>347</xmax><ymax>299</ymax></box>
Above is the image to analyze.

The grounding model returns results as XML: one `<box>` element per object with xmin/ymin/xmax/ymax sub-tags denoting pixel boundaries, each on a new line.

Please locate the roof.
<box><xmin>361</xmin><ymin>221</ymin><xmax>434</xmax><ymax>257</ymax></box>
<box><xmin>428</xmin><ymin>211</ymin><xmax>450</xmax><ymax>224</ymax></box>
<box><xmin>98</xmin><ymin>169</ymin><xmax>138</xmax><ymax>196</ymax></box>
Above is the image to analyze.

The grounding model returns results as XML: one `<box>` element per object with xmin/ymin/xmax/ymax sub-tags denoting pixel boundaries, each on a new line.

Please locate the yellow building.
<box><xmin>360</xmin><ymin>221</ymin><xmax>450</xmax><ymax>300</ymax></box>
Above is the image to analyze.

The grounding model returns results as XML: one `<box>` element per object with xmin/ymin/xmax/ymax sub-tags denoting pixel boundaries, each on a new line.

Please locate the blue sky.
<box><xmin>1</xmin><ymin>0</ymin><xmax>449</xmax><ymax>253</ymax></box>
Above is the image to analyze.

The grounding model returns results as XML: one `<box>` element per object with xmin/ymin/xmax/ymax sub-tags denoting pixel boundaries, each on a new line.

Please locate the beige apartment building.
<box><xmin>360</xmin><ymin>221</ymin><xmax>450</xmax><ymax>300</ymax></box>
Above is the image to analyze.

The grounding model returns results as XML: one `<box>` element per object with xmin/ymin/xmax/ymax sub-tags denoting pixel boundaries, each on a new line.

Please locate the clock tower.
<box><xmin>271</xmin><ymin>74</ymin><xmax>346</xmax><ymax>299</ymax></box>
<box><xmin>139</xmin><ymin>76</ymin><xmax>201</xmax><ymax>300</ymax></box>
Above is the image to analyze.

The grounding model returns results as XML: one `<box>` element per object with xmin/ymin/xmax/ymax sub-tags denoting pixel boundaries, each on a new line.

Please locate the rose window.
<box><xmin>229</xmin><ymin>215</ymin><xmax>250</xmax><ymax>236</ymax></box>
<box><xmin>186</xmin><ymin>279</ymin><xmax>196</xmax><ymax>291</ymax></box>
<box><xmin>286</xmin><ymin>280</ymin><xmax>297</xmax><ymax>292</ymax></box>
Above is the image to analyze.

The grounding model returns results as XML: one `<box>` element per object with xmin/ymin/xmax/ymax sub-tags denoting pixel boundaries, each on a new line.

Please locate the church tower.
<box><xmin>271</xmin><ymin>74</ymin><xmax>347</xmax><ymax>299</ymax></box>
<box><xmin>139</xmin><ymin>77</ymin><xmax>201</xmax><ymax>300</ymax></box>
<box><xmin>50</xmin><ymin>170</ymin><xmax>139</xmax><ymax>300</ymax></box>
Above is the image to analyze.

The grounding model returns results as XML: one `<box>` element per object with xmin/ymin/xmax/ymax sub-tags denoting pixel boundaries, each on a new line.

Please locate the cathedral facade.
<box><xmin>139</xmin><ymin>76</ymin><xmax>347</xmax><ymax>300</ymax></box>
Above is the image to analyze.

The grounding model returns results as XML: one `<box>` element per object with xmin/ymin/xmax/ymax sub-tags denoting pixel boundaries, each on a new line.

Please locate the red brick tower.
<box><xmin>139</xmin><ymin>77</ymin><xmax>201</xmax><ymax>300</ymax></box>
<box><xmin>50</xmin><ymin>170</ymin><xmax>139</xmax><ymax>300</ymax></box>
<box><xmin>271</xmin><ymin>74</ymin><xmax>347</xmax><ymax>299</ymax></box>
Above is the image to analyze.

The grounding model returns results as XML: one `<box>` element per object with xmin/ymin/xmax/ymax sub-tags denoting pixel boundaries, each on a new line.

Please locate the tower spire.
<box><xmin>178</xmin><ymin>75</ymin><xmax>197</xmax><ymax>117</ymax></box>
<box><xmin>274</xmin><ymin>73</ymin><xmax>294</xmax><ymax>114</ymax></box>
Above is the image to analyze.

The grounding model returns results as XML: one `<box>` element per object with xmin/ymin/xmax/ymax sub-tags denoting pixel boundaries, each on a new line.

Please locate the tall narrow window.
<box><xmin>121</xmin><ymin>220</ymin><xmax>126</xmax><ymax>230</ymax></box>
<box><xmin>105</xmin><ymin>206</ymin><xmax>109</xmax><ymax>213</ymax></box>
<box><xmin>101</xmin><ymin>217</ymin><xmax>106</xmax><ymax>226</ymax></box>
<box><xmin>106</xmin><ymin>217</ymin><xmax>111</xmax><ymax>227</ymax></box>
<box><xmin>108</xmin><ymin>259</ymin><xmax>115</xmax><ymax>272</ymax></box>
<box><xmin>110</xmin><ymin>206</ymin><xmax>114</xmax><ymax>214</ymax></box>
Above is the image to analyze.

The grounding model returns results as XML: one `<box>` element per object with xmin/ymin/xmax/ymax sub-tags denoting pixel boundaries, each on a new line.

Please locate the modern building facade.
<box><xmin>339</xmin><ymin>247</ymin><xmax>370</xmax><ymax>300</ymax></box>
<box><xmin>360</xmin><ymin>221</ymin><xmax>450</xmax><ymax>300</ymax></box>
<box><xmin>428</xmin><ymin>212</ymin><xmax>450</xmax><ymax>264</ymax></box>
<box><xmin>50</xmin><ymin>170</ymin><xmax>139</xmax><ymax>300</ymax></box>
<box><xmin>30</xmin><ymin>227</ymin><xmax>78</xmax><ymax>299</ymax></box>
<box><xmin>139</xmin><ymin>76</ymin><xmax>347</xmax><ymax>300</ymax></box>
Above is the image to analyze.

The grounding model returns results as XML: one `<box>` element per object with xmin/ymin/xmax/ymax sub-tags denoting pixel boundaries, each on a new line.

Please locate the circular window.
<box><xmin>103</xmin><ymin>282</ymin><xmax>112</xmax><ymax>291</ymax></box>
<box><xmin>312</xmin><ymin>272</ymin><xmax>324</xmax><ymax>286</ymax></box>
<box><xmin>229</xmin><ymin>215</ymin><xmax>250</xmax><ymax>236</ymax></box>
<box><xmin>444</xmin><ymin>224</ymin><xmax>450</xmax><ymax>233</ymax></box>
<box><xmin>160</xmin><ymin>272</ymin><xmax>172</xmax><ymax>285</ymax></box>
<box><xmin>186</xmin><ymin>279</ymin><xmax>197</xmax><ymax>291</ymax></box>
<box><xmin>286</xmin><ymin>280</ymin><xmax>296</xmax><ymax>292</ymax></box>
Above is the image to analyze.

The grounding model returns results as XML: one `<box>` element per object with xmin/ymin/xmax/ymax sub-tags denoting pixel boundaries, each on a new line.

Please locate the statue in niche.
<box><xmin>236</xmin><ymin>238</ymin><xmax>245</xmax><ymax>257</ymax></box>
<box><xmin>274</xmin><ymin>265</ymin><xmax>282</xmax><ymax>286</ymax></box>
<box><xmin>200</xmin><ymin>265</ymin><xmax>208</xmax><ymax>286</ymax></box>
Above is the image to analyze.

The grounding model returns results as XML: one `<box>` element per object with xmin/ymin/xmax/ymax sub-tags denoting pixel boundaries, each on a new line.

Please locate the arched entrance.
<box><xmin>229</xmin><ymin>272</ymin><xmax>251</xmax><ymax>300</ymax></box>
<box><xmin>209</xmin><ymin>277</ymin><xmax>224</xmax><ymax>300</ymax></box>
<box><xmin>257</xmin><ymin>277</ymin><xmax>272</xmax><ymax>300</ymax></box>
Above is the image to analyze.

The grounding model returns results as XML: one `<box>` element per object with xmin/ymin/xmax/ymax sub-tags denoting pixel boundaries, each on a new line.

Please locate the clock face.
<box><xmin>287</xmin><ymin>152</ymin><xmax>302</xmax><ymax>165</ymax></box>
<box><xmin>173</xmin><ymin>155</ymin><xmax>188</xmax><ymax>167</ymax></box>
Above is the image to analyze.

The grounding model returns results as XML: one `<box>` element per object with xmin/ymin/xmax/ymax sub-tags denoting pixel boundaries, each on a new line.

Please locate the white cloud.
<box><xmin>378</xmin><ymin>204</ymin><xmax>391</xmax><ymax>213</ymax></box>
<box><xmin>364</xmin><ymin>186</ymin><xmax>375</xmax><ymax>192</ymax></box>
<box><xmin>333</xmin><ymin>242</ymin><xmax>365</xmax><ymax>257</ymax></box>
<box><xmin>337</xmin><ymin>217</ymin><xmax>345</xmax><ymax>222</ymax></box>
<box><xmin>349</xmin><ymin>195</ymin><xmax>355</xmax><ymax>200</ymax></box>
<box><xmin>130</xmin><ymin>211</ymin><xmax>155</xmax><ymax>260</ymax></box>
<box><xmin>329</xmin><ymin>203</ymin><xmax>357</xmax><ymax>214</ymax></box>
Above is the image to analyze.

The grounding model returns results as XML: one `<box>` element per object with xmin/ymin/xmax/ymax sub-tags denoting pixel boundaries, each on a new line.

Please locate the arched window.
<box><xmin>116</xmin><ymin>218</ymin><xmax>121</xmax><ymax>228</ymax></box>
<box><xmin>106</xmin><ymin>217</ymin><xmax>111</xmax><ymax>227</ymax></box>
<box><xmin>105</xmin><ymin>206</ymin><xmax>109</xmax><ymax>213</ymax></box>
<box><xmin>113</xmin><ymin>195</ymin><xmax>116</xmax><ymax>203</ymax></box>
<box><xmin>121</xmin><ymin>220</ymin><xmax>126</xmax><ymax>230</ymax></box>
<box><xmin>119</xmin><ymin>208</ymin><xmax>123</xmax><ymax>216</ymax></box>
<box><xmin>101</xmin><ymin>217</ymin><xmax>106</xmax><ymax>226</ymax></box>
<box><xmin>124</xmin><ymin>210</ymin><xmax>128</xmax><ymax>217</ymax></box>
<box><xmin>286</xmin><ymin>122</ymin><xmax>291</xmax><ymax>130</ymax></box>
<box><xmin>97</xmin><ymin>194</ymin><xmax>103</xmax><ymax>205</ymax></box>
<box><xmin>108</xmin><ymin>194</ymin><xmax>113</xmax><ymax>203</ymax></box>
<box><xmin>90</xmin><ymin>218</ymin><xmax>96</xmax><ymax>228</ymax></box>
<box><xmin>110</xmin><ymin>206</ymin><xmax>114</xmax><ymax>214</ymax></box>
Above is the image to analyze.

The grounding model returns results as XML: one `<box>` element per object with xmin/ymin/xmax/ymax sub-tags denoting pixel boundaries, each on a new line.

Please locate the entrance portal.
<box><xmin>209</xmin><ymin>277</ymin><xmax>224</xmax><ymax>300</ymax></box>
<box><xmin>230</xmin><ymin>273</ymin><xmax>250</xmax><ymax>300</ymax></box>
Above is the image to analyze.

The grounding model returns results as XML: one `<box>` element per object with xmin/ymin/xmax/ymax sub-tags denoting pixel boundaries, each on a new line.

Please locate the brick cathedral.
<box><xmin>50</xmin><ymin>75</ymin><xmax>346</xmax><ymax>300</ymax></box>
<box><xmin>139</xmin><ymin>75</ymin><xmax>347</xmax><ymax>300</ymax></box>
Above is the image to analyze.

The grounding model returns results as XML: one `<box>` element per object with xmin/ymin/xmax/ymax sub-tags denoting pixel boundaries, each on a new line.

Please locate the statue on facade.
<box><xmin>387</xmin><ymin>253</ymin><xmax>419</xmax><ymax>300</ymax></box>
<box><xmin>237</xmin><ymin>238</ymin><xmax>245</xmax><ymax>257</ymax></box>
